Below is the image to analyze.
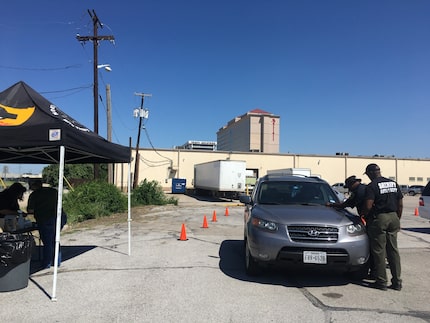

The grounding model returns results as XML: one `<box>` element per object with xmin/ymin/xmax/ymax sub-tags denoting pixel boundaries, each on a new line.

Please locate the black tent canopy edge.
<box><xmin>0</xmin><ymin>81</ymin><xmax>131</xmax><ymax>165</ymax></box>
<box><xmin>0</xmin><ymin>145</ymin><xmax>129</xmax><ymax>164</ymax></box>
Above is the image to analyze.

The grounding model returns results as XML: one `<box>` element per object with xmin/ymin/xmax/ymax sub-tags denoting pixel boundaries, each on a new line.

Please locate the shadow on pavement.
<box><xmin>402</xmin><ymin>227</ymin><xmax>430</xmax><ymax>234</ymax></box>
<box><xmin>219</xmin><ymin>239</ymin><xmax>354</xmax><ymax>288</ymax></box>
<box><xmin>30</xmin><ymin>245</ymin><xmax>96</xmax><ymax>274</ymax></box>
<box><xmin>185</xmin><ymin>193</ymin><xmax>236</xmax><ymax>203</ymax></box>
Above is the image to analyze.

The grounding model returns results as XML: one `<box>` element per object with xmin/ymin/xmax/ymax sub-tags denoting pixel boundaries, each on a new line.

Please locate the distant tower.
<box><xmin>217</xmin><ymin>109</ymin><xmax>280</xmax><ymax>153</ymax></box>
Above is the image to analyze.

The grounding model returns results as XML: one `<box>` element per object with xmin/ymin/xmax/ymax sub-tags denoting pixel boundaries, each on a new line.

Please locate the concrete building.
<box><xmin>116</xmin><ymin>148</ymin><xmax>430</xmax><ymax>193</ymax></box>
<box><xmin>217</xmin><ymin>109</ymin><xmax>280</xmax><ymax>153</ymax></box>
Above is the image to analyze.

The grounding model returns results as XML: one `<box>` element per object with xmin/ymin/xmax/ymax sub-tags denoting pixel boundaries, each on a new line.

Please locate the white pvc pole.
<box><xmin>127</xmin><ymin>161</ymin><xmax>132</xmax><ymax>256</ymax></box>
<box><xmin>51</xmin><ymin>145</ymin><xmax>65</xmax><ymax>301</ymax></box>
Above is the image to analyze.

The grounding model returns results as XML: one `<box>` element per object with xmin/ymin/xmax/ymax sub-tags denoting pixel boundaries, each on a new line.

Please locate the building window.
<box><xmin>409</xmin><ymin>177</ymin><xmax>415</xmax><ymax>182</ymax></box>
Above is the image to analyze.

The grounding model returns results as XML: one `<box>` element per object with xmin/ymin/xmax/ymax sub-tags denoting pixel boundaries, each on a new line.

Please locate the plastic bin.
<box><xmin>172</xmin><ymin>178</ymin><xmax>186</xmax><ymax>193</ymax></box>
<box><xmin>0</xmin><ymin>233</ymin><xmax>34</xmax><ymax>292</ymax></box>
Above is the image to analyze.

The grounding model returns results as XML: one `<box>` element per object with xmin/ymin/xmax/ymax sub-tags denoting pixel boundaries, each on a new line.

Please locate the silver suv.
<box><xmin>239</xmin><ymin>174</ymin><xmax>369</xmax><ymax>276</ymax></box>
<box><xmin>408</xmin><ymin>185</ymin><xmax>424</xmax><ymax>196</ymax></box>
<box><xmin>332</xmin><ymin>182</ymin><xmax>348</xmax><ymax>194</ymax></box>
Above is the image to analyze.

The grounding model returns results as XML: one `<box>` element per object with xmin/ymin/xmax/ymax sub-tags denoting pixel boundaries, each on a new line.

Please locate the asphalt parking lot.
<box><xmin>1</xmin><ymin>194</ymin><xmax>430</xmax><ymax>323</ymax></box>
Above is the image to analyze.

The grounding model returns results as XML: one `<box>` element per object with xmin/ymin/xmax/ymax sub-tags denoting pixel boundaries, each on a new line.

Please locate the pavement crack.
<box><xmin>298</xmin><ymin>286</ymin><xmax>430</xmax><ymax>321</ymax></box>
<box><xmin>31</xmin><ymin>265</ymin><xmax>221</xmax><ymax>277</ymax></box>
<box><xmin>400</xmin><ymin>230</ymin><xmax>430</xmax><ymax>247</ymax></box>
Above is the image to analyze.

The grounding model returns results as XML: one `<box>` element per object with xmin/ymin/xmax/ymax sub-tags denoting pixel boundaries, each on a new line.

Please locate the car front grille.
<box><xmin>287</xmin><ymin>225</ymin><xmax>339</xmax><ymax>243</ymax></box>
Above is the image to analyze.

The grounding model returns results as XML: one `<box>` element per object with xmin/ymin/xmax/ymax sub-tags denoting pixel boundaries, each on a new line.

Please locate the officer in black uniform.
<box><xmin>329</xmin><ymin>175</ymin><xmax>367</xmax><ymax>216</ymax></box>
<box><xmin>363</xmin><ymin>164</ymin><xmax>403</xmax><ymax>291</ymax></box>
<box><xmin>328</xmin><ymin>175</ymin><xmax>374</xmax><ymax>277</ymax></box>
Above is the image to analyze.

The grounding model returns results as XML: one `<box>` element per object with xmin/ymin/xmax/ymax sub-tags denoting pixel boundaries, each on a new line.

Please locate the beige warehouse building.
<box><xmin>116</xmin><ymin>149</ymin><xmax>430</xmax><ymax>193</ymax></box>
<box><xmin>117</xmin><ymin>109</ymin><xmax>430</xmax><ymax>192</ymax></box>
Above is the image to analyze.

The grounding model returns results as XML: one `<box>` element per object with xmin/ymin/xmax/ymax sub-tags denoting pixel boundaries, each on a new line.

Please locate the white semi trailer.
<box><xmin>193</xmin><ymin>160</ymin><xmax>246</xmax><ymax>199</ymax></box>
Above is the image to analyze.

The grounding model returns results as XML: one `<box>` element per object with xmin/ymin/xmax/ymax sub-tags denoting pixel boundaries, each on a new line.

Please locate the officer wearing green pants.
<box><xmin>363</xmin><ymin>164</ymin><xmax>403</xmax><ymax>291</ymax></box>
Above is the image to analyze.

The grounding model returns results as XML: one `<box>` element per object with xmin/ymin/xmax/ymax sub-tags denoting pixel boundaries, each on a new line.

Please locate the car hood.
<box><xmin>252</xmin><ymin>204</ymin><xmax>358</xmax><ymax>226</ymax></box>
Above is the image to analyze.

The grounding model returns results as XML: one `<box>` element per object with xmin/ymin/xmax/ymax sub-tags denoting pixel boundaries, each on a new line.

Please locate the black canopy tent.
<box><xmin>0</xmin><ymin>81</ymin><xmax>132</xmax><ymax>300</ymax></box>
<box><xmin>0</xmin><ymin>81</ymin><xmax>130</xmax><ymax>164</ymax></box>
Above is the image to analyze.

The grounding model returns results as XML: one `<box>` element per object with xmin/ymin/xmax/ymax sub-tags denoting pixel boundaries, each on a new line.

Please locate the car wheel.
<box><xmin>244</xmin><ymin>240</ymin><xmax>261</xmax><ymax>276</ymax></box>
<box><xmin>409</xmin><ymin>191</ymin><xmax>415</xmax><ymax>196</ymax></box>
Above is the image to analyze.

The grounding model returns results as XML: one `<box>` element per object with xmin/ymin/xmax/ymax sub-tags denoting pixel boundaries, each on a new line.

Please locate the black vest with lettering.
<box><xmin>365</xmin><ymin>177</ymin><xmax>402</xmax><ymax>214</ymax></box>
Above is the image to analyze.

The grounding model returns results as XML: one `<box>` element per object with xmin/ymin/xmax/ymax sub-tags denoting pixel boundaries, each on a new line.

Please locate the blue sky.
<box><xmin>1</xmin><ymin>0</ymin><xmax>430</xmax><ymax>174</ymax></box>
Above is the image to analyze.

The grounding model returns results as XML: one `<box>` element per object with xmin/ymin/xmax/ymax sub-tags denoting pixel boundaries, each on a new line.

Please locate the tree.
<box><xmin>42</xmin><ymin>164</ymin><xmax>108</xmax><ymax>187</ymax></box>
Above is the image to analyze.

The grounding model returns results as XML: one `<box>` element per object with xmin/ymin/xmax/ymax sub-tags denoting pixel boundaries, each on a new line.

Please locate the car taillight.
<box><xmin>419</xmin><ymin>197</ymin><xmax>424</xmax><ymax>207</ymax></box>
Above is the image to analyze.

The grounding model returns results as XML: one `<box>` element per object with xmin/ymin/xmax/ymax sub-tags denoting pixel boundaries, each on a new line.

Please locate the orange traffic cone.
<box><xmin>225</xmin><ymin>207</ymin><xmax>229</xmax><ymax>216</ymax></box>
<box><xmin>179</xmin><ymin>223</ymin><xmax>188</xmax><ymax>241</ymax></box>
<box><xmin>202</xmin><ymin>215</ymin><xmax>209</xmax><ymax>228</ymax></box>
<box><xmin>212</xmin><ymin>210</ymin><xmax>217</xmax><ymax>222</ymax></box>
<box><xmin>414</xmin><ymin>208</ymin><xmax>419</xmax><ymax>216</ymax></box>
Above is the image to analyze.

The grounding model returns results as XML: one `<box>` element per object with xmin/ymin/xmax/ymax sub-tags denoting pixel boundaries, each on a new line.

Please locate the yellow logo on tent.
<box><xmin>0</xmin><ymin>104</ymin><xmax>35</xmax><ymax>126</ymax></box>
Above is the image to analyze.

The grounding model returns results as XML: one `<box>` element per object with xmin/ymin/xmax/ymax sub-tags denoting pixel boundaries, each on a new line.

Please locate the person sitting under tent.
<box><xmin>27</xmin><ymin>180</ymin><xmax>66</xmax><ymax>269</ymax></box>
<box><xmin>0</xmin><ymin>182</ymin><xmax>27</xmax><ymax>217</ymax></box>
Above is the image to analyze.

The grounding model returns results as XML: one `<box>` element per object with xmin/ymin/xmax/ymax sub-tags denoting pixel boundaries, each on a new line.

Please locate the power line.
<box><xmin>40</xmin><ymin>84</ymin><xmax>92</xmax><ymax>94</ymax></box>
<box><xmin>42</xmin><ymin>86</ymin><xmax>92</xmax><ymax>100</ymax></box>
<box><xmin>0</xmin><ymin>64</ymin><xmax>82</xmax><ymax>71</ymax></box>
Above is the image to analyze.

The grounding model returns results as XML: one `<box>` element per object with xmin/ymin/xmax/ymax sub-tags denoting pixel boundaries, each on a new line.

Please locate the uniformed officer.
<box><xmin>328</xmin><ymin>175</ymin><xmax>374</xmax><ymax>278</ymax></box>
<box><xmin>329</xmin><ymin>175</ymin><xmax>367</xmax><ymax>215</ymax></box>
<box><xmin>363</xmin><ymin>164</ymin><xmax>403</xmax><ymax>291</ymax></box>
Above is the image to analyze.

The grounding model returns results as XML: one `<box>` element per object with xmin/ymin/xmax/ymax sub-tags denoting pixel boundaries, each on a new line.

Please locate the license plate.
<box><xmin>303</xmin><ymin>251</ymin><xmax>327</xmax><ymax>264</ymax></box>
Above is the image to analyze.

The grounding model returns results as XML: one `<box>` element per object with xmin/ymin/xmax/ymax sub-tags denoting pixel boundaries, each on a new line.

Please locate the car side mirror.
<box><xmin>239</xmin><ymin>194</ymin><xmax>252</xmax><ymax>204</ymax></box>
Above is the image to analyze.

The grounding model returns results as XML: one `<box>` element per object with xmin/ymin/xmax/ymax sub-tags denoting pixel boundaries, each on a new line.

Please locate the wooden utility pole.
<box><xmin>106</xmin><ymin>84</ymin><xmax>113</xmax><ymax>184</ymax></box>
<box><xmin>76</xmin><ymin>9</ymin><xmax>114</xmax><ymax>179</ymax></box>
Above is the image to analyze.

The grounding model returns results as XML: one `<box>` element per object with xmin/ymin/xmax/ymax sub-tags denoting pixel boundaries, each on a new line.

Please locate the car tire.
<box><xmin>244</xmin><ymin>240</ymin><xmax>261</xmax><ymax>276</ymax></box>
<box><xmin>409</xmin><ymin>191</ymin><xmax>415</xmax><ymax>196</ymax></box>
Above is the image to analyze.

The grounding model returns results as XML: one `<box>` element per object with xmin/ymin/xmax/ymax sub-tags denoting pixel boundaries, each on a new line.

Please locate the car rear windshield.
<box><xmin>257</xmin><ymin>181</ymin><xmax>339</xmax><ymax>205</ymax></box>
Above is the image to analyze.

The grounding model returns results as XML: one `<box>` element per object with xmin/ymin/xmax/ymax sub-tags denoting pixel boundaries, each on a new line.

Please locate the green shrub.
<box><xmin>131</xmin><ymin>179</ymin><xmax>178</xmax><ymax>206</ymax></box>
<box><xmin>63</xmin><ymin>181</ymin><xmax>127</xmax><ymax>223</ymax></box>
<box><xmin>43</xmin><ymin>164</ymin><xmax>107</xmax><ymax>187</ymax></box>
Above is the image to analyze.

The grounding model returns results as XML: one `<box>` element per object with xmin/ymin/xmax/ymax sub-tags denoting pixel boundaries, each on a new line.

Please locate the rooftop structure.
<box><xmin>175</xmin><ymin>140</ymin><xmax>217</xmax><ymax>151</ymax></box>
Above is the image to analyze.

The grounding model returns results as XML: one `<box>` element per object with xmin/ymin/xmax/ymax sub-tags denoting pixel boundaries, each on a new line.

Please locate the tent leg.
<box><xmin>51</xmin><ymin>145</ymin><xmax>65</xmax><ymax>301</ymax></box>
<box><xmin>128</xmin><ymin>162</ymin><xmax>132</xmax><ymax>256</ymax></box>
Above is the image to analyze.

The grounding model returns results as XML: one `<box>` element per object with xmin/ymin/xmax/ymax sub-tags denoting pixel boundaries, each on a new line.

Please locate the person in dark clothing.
<box><xmin>0</xmin><ymin>183</ymin><xmax>27</xmax><ymax>218</ymax></box>
<box><xmin>328</xmin><ymin>175</ymin><xmax>374</xmax><ymax>278</ymax></box>
<box><xmin>27</xmin><ymin>180</ymin><xmax>61</xmax><ymax>269</ymax></box>
<box><xmin>362</xmin><ymin>163</ymin><xmax>403</xmax><ymax>291</ymax></box>
<box><xmin>328</xmin><ymin>175</ymin><xmax>367</xmax><ymax>216</ymax></box>
<box><xmin>0</xmin><ymin>182</ymin><xmax>27</xmax><ymax>217</ymax></box>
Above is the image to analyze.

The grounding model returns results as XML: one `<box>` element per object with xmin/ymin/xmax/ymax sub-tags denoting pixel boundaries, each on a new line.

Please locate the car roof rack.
<box><xmin>262</xmin><ymin>174</ymin><xmax>326</xmax><ymax>183</ymax></box>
